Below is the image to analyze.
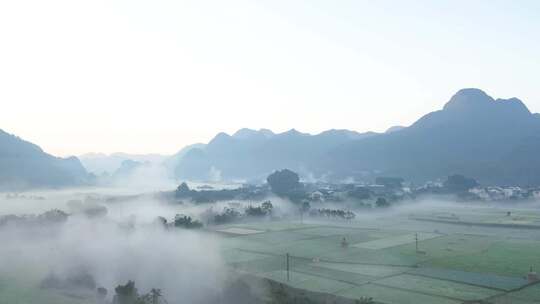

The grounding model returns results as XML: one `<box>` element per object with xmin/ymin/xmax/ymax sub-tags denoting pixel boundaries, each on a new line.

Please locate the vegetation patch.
<box><xmin>425</xmin><ymin>239</ymin><xmax>540</xmax><ymax>277</ymax></box>
<box><xmin>353</xmin><ymin>232</ymin><xmax>441</xmax><ymax>250</ymax></box>
<box><xmin>374</xmin><ymin>274</ymin><xmax>501</xmax><ymax>301</ymax></box>
<box><xmin>337</xmin><ymin>283</ymin><xmax>461</xmax><ymax>304</ymax></box>
<box><xmin>216</xmin><ymin>227</ymin><xmax>264</xmax><ymax>235</ymax></box>
<box><xmin>408</xmin><ymin>267</ymin><xmax>528</xmax><ymax>291</ymax></box>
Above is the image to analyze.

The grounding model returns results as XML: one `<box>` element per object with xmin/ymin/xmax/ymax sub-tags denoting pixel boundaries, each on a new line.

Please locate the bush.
<box><xmin>173</xmin><ymin>214</ymin><xmax>203</xmax><ymax>229</ymax></box>
<box><xmin>309</xmin><ymin>208</ymin><xmax>355</xmax><ymax>220</ymax></box>
<box><xmin>214</xmin><ymin>208</ymin><xmax>242</xmax><ymax>225</ymax></box>
<box><xmin>375</xmin><ymin>197</ymin><xmax>390</xmax><ymax>208</ymax></box>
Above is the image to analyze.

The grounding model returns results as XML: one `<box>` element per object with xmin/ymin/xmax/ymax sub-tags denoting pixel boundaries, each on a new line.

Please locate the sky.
<box><xmin>1</xmin><ymin>0</ymin><xmax>539</xmax><ymax>157</ymax></box>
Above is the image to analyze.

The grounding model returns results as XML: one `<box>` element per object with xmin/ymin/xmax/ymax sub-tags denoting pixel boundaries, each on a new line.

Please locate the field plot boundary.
<box><xmin>407</xmin><ymin>267</ymin><xmax>528</xmax><ymax>291</ymax></box>
<box><xmin>369</xmin><ymin>282</ymin><xmax>476</xmax><ymax>303</ymax></box>
<box><xmin>411</xmin><ymin>216</ymin><xmax>540</xmax><ymax>230</ymax></box>
<box><xmin>337</xmin><ymin>283</ymin><xmax>462</xmax><ymax>304</ymax></box>
<box><xmin>353</xmin><ymin>232</ymin><xmax>441</xmax><ymax>250</ymax></box>
<box><xmin>371</xmin><ymin>273</ymin><xmax>503</xmax><ymax>302</ymax></box>
<box><xmin>481</xmin><ymin>279</ymin><xmax>540</xmax><ymax>303</ymax></box>
<box><xmin>233</xmin><ymin>248</ymin><xmax>418</xmax><ymax>267</ymax></box>
<box><xmin>220</xmin><ymin>220</ymin><xmax>540</xmax><ymax>303</ymax></box>
<box><xmin>216</xmin><ymin>227</ymin><xmax>265</xmax><ymax>235</ymax></box>
<box><xmin>313</xmin><ymin>262</ymin><xmax>412</xmax><ymax>277</ymax></box>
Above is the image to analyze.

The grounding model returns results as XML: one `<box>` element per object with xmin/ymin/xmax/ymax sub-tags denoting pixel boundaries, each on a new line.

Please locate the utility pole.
<box><xmin>415</xmin><ymin>233</ymin><xmax>418</xmax><ymax>252</ymax></box>
<box><xmin>286</xmin><ymin>253</ymin><xmax>290</xmax><ymax>282</ymax></box>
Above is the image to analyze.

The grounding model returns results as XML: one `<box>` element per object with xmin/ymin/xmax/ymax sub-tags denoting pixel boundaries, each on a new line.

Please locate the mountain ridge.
<box><xmin>0</xmin><ymin>129</ymin><xmax>89</xmax><ymax>190</ymax></box>
<box><xmin>174</xmin><ymin>88</ymin><xmax>540</xmax><ymax>185</ymax></box>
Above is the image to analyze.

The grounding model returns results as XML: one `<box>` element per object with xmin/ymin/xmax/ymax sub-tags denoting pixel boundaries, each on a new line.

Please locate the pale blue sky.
<box><xmin>1</xmin><ymin>0</ymin><xmax>539</xmax><ymax>156</ymax></box>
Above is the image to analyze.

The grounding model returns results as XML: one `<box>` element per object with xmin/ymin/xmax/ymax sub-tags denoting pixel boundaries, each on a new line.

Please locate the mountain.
<box><xmin>173</xmin><ymin>89</ymin><xmax>540</xmax><ymax>186</ymax></box>
<box><xmin>174</xmin><ymin>128</ymin><xmax>377</xmax><ymax>181</ymax></box>
<box><xmin>385</xmin><ymin>126</ymin><xmax>406</xmax><ymax>133</ymax></box>
<box><xmin>232</xmin><ymin>128</ymin><xmax>275</xmax><ymax>140</ymax></box>
<box><xmin>162</xmin><ymin>143</ymin><xmax>206</xmax><ymax>177</ymax></box>
<box><xmin>0</xmin><ymin>129</ymin><xmax>89</xmax><ymax>190</ymax></box>
<box><xmin>79</xmin><ymin>152</ymin><xmax>168</xmax><ymax>175</ymax></box>
<box><xmin>320</xmin><ymin>88</ymin><xmax>540</xmax><ymax>185</ymax></box>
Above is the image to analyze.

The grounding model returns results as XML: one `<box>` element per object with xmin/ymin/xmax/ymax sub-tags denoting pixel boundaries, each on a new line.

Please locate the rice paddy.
<box><xmin>218</xmin><ymin>205</ymin><xmax>540</xmax><ymax>303</ymax></box>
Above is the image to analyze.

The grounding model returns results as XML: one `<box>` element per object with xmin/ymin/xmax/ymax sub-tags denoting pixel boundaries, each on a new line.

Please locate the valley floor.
<box><xmin>215</xmin><ymin>206</ymin><xmax>540</xmax><ymax>304</ymax></box>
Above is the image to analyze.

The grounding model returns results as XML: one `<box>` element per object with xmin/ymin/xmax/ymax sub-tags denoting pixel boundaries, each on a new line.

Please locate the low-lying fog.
<box><xmin>0</xmin><ymin>187</ymin><xmax>228</xmax><ymax>304</ymax></box>
<box><xmin>0</xmin><ymin>182</ymin><xmax>303</xmax><ymax>303</ymax></box>
<box><xmin>1</xmin><ymin>183</ymin><xmax>539</xmax><ymax>304</ymax></box>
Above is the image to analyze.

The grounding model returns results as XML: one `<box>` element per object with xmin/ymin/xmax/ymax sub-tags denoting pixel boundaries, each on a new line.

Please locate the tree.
<box><xmin>444</xmin><ymin>174</ymin><xmax>479</xmax><ymax>193</ymax></box>
<box><xmin>261</xmin><ymin>201</ymin><xmax>273</xmax><ymax>213</ymax></box>
<box><xmin>174</xmin><ymin>214</ymin><xmax>203</xmax><ymax>229</ymax></box>
<box><xmin>355</xmin><ymin>297</ymin><xmax>374</xmax><ymax>304</ymax></box>
<box><xmin>113</xmin><ymin>281</ymin><xmax>164</xmax><ymax>304</ymax></box>
<box><xmin>38</xmin><ymin>209</ymin><xmax>69</xmax><ymax>224</ymax></box>
<box><xmin>138</xmin><ymin>289</ymin><xmax>162</xmax><ymax>304</ymax></box>
<box><xmin>114</xmin><ymin>281</ymin><xmax>138</xmax><ymax>304</ymax></box>
<box><xmin>214</xmin><ymin>207</ymin><xmax>241</xmax><ymax>224</ymax></box>
<box><xmin>375</xmin><ymin>197</ymin><xmax>390</xmax><ymax>208</ymax></box>
<box><xmin>267</xmin><ymin>169</ymin><xmax>300</xmax><ymax>196</ymax></box>
<box><xmin>245</xmin><ymin>205</ymin><xmax>267</xmax><ymax>217</ymax></box>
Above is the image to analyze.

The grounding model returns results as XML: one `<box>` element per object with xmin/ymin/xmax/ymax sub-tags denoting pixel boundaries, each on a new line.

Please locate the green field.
<box><xmin>374</xmin><ymin>273</ymin><xmax>501</xmax><ymax>301</ymax></box>
<box><xmin>3</xmin><ymin>204</ymin><xmax>540</xmax><ymax>304</ymax></box>
<box><xmin>337</xmin><ymin>284</ymin><xmax>462</xmax><ymax>304</ymax></box>
<box><xmin>219</xmin><ymin>206</ymin><xmax>540</xmax><ymax>304</ymax></box>
<box><xmin>0</xmin><ymin>272</ymin><xmax>94</xmax><ymax>304</ymax></box>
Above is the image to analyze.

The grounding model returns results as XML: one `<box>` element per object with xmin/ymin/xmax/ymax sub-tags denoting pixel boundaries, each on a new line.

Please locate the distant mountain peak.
<box><xmin>281</xmin><ymin>128</ymin><xmax>309</xmax><ymax>136</ymax></box>
<box><xmin>232</xmin><ymin>128</ymin><xmax>275</xmax><ymax>139</ymax></box>
<box><xmin>443</xmin><ymin>88</ymin><xmax>494</xmax><ymax>112</ymax></box>
<box><xmin>259</xmin><ymin>128</ymin><xmax>275</xmax><ymax>138</ymax></box>
<box><xmin>318</xmin><ymin>129</ymin><xmax>376</xmax><ymax>140</ymax></box>
<box><xmin>441</xmin><ymin>88</ymin><xmax>531</xmax><ymax>119</ymax></box>
<box><xmin>232</xmin><ymin>128</ymin><xmax>257</xmax><ymax>138</ymax></box>
<box><xmin>209</xmin><ymin>132</ymin><xmax>232</xmax><ymax>143</ymax></box>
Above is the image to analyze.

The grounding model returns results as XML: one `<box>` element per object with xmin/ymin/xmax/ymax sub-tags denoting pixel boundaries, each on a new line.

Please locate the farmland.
<box><xmin>217</xmin><ymin>205</ymin><xmax>540</xmax><ymax>303</ymax></box>
<box><xmin>1</xmin><ymin>198</ymin><xmax>540</xmax><ymax>304</ymax></box>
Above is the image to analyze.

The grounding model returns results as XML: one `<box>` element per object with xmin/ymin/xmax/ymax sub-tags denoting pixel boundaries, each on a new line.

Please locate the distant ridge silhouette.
<box><xmin>0</xmin><ymin>129</ymin><xmax>89</xmax><ymax>190</ymax></box>
<box><xmin>174</xmin><ymin>89</ymin><xmax>540</xmax><ymax>185</ymax></box>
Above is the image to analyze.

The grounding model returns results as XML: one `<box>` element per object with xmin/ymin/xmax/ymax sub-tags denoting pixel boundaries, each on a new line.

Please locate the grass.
<box><xmin>353</xmin><ymin>232</ymin><xmax>441</xmax><ymax>250</ymax></box>
<box><xmin>499</xmin><ymin>283</ymin><xmax>540</xmax><ymax>302</ymax></box>
<box><xmin>261</xmin><ymin>270</ymin><xmax>356</xmax><ymax>294</ymax></box>
<box><xmin>374</xmin><ymin>274</ymin><xmax>501</xmax><ymax>301</ymax></box>
<box><xmin>221</xmin><ymin>218</ymin><xmax>540</xmax><ymax>303</ymax></box>
<box><xmin>6</xmin><ymin>212</ymin><xmax>537</xmax><ymax>304</ymax></box>
<box><xmin>407</xmin><ymin>267</ymin><xmax>528</xmax><ymax>290</ymax></box>
<box><xmin>337</xmin><ymin>283</ymin><xmax>461</xmax><ymax>304</ymax></box>
<box><xmin>313</xmin><ymin>262</ymin><xmax>410</xmax><ymax>277</ymax></box>
<box><xmin>0</xmin><ymin>274</ymin><xmax>94</xmax><ymax>304</ymax></box>
<box><xmin>425</xmin><ymin>239</ymin><xmax>540</xmax><ymax>277</ymax></box>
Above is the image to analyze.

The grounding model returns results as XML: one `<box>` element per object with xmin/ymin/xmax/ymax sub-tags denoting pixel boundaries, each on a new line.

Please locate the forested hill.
<box><xmin>174</xmin><ymin>89</ymin><xmax>540</xmax><ymax>186</ymax></box>
<box><xmin>0</xmin><ymin>129</ymin><xmax>89</xmax><ymax>190</ymax></box>
<box><xmin>174</xmin><ymin>128</ymin><xmax>376</xmax><ymax>181</ymax></box>
<box><xmin>320</xmin><ymin>88</ymin><xmax>540</xmax><ymax>185</ymax></box>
